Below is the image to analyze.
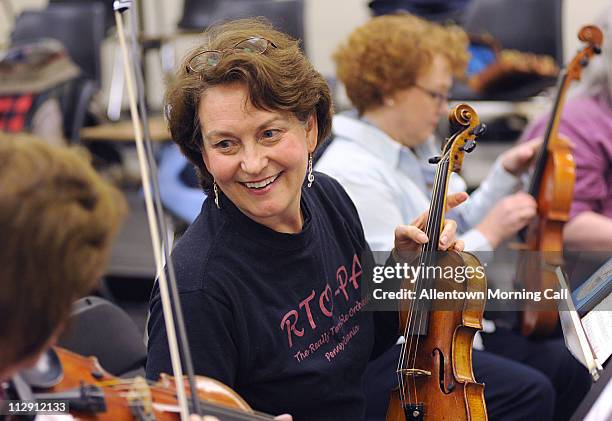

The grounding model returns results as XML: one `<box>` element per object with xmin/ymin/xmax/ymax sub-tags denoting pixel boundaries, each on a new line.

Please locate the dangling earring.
<box><xmin>384</xmin><ymin>97</ymin><xmax>395</xmax><ymax>107</ymax></box>
<box><xmin>307</xmin><ymin>153</ymin><xmax>315</xmax><ymax>188</ymax></box>
<box><xmin>213</xmin><ymin>181</ymin><xmax>220</xmax><ymax>209</ymax></box>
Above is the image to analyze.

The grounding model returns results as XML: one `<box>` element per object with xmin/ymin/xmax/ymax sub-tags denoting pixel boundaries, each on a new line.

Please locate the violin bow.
<box><xmin>113</xmin><ymin>1</ymin><xmax>201</xmax><ymax>419</ymax></box>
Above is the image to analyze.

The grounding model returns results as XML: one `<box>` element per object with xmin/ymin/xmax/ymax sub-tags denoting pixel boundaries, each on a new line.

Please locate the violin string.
<box><xmin>396</xmin><ymin>147</ymin><xmax>446</xmax><ymax>405</ymax></box>
<box><xmin>400</xmin><ymin>145</ymin><xmax>447</xmax><ymax>405</ymax></box>
<box><xmin>411</xmin><ymin>151</ymin><xmax>448</xmax><ymax>368</ymax></box>
<box><xmin>397</xmin><ymin>172</ymin><xmax>441</xmax><ymax>406</ymax></box>
<box><xmin>403</xmin><ymin>250</ymin><xmax>427</xmax><ymax>404</ymax></box>
<box><xmin>397</xmin><ymin>148</ymin><xmax>429</xmax><ymax>404</ymax></box>
<box><xmin>82</xmin><ymin>387</ymin><xmax>275</xmax><ymax>420</ymax></box>
<box><xmin>414</xmin><ymin>139</ymin><xmax>459</xmax><ymax>355</ymax></box>
<box><xmin>411</xmin><ymin>151</ymin><xmax>447</xmax><ymax>402</ymax></box>
<box><xmin>69</xmin><ymin>376</ymin><xmax>276</xmax><ymax>420</ymax></box>
<box><xmin>400</xmin><ymin>240</ymin><xmax>430</xmax><ymax>404</ymax></box>
<box><xmin>412</xmin><ymin>145</ymin><xmax>455</xmax><ymax>403</ymax></box>
<box><xmin>402</xmin><ymin>144</ymin><xmax>453</xmax><ymax>406</ymax></box>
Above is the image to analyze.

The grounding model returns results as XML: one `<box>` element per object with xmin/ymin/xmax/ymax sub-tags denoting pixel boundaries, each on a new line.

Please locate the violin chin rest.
<box><xmin>19</xmin><ymin>347</ymin><xmax>64</xmax><ymax>389</ymax></box>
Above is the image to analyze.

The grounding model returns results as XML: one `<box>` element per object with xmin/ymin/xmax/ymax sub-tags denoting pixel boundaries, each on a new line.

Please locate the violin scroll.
<box><xmin>578</xmin><ymin>25</ymin><xmax>603</xmax><ymax>47</ymax></box>
<box><xmin>567</xmin><ymin>25</ymin><xmax>603</xmax><ymax>80</ymax></box>
<box><xmin>444</xmin><ymin>104</ymin><xmax>485</xmax><ymax>174</ymax></box>
<box><xmin>448</xmin><ymin>103</ymin><xmax>478</xmax><ymax>132</ymax></box>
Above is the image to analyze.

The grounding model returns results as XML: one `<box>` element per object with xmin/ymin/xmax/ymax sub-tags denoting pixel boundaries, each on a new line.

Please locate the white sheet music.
<box><xmin>557</xmin><ymin>267</ymin><xmax>602</xmax><ymax>380</ymax></box>
<box><xmin>581</xmin><ymin>293</ymin><xmax>612</xmax><ymax>365</ymax></box>
<box><xmin>584</xmin><ymin>376</ymin><xmax>612</xmax><ymax>421</ymax></box>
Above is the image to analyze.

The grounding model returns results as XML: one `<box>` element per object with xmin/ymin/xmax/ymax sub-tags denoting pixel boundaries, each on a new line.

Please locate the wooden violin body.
<box><xmin>518</xmin><ymin>25</ymin><xmax>603</xmax><ymax>337</ymax></box>
<box><xmin>388</xmin><ymin>251</ymin><xmax>487</xmax><ymax>421</ymax></box>
<box><xmin>386</xmin><ymin>104</ymin><xmax>487</xmax><ymax>421</ymax></box>
<box><xmin>519</xmin><ymin>142</ymin><xmax>575</xmax><ymax>337</ymax></box>
<box><xmin>27</xmin><ymin>347</ymin><xmax>260</xmax><ymax>420</ymax></box>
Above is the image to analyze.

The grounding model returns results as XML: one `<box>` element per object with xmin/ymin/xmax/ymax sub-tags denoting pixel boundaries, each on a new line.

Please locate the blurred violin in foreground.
<box><xmin>7</xmin><ymin>347</ymin><xmax>275</xmax><ymax>420</ymax></box>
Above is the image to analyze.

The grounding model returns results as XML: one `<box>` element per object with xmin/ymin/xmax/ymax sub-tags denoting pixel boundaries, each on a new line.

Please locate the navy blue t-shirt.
<box><xmin>146</xmin><ymin>173</ymin><xmax>398</xmax><ymax>421</ymax></box>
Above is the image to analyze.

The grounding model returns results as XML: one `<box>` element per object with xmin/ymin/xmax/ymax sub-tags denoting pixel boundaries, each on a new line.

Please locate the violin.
<box><xmin>517</xmin><ymin>25</ymin><xmax>603</xmax><ymax>338</ymax></box>
<box><xmin>386</xmin><ymin>104</ymin><xmax>487</xmax><ymax>421</ymax></box>
<box><xmin>7</xmin><ymin>346</ymin><xmax>274</xmax><ymax>421</ymax></box>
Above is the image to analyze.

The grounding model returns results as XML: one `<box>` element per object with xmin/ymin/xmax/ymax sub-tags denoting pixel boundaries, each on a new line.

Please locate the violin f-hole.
<box><xmin>433</xmin><ymin>348</ymin><xmax>454</xmax><ymax>394</ymax></box>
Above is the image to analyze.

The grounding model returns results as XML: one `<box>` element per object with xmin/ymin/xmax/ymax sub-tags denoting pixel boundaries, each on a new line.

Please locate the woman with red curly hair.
<box><xmin>317</xmin><ymin>13</ymin><xmax>590</xmax><ymax>421</ymax></box>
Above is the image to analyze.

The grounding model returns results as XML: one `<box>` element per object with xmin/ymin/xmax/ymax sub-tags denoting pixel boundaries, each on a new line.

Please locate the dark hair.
<box><xmin>165</xmin><ymin>18</ymin><xmax>333</xmax><ymax>192</ymax></box>
<box><xmin>0</xmin><ymin>134</ymin><xmax>126</xmax><ymax>368</ymax></box>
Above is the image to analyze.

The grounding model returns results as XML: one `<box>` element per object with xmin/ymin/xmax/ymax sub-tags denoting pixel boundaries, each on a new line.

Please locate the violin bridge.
<box><xmin>127</xmin><ymin>376</ymin><xmax>154</xmax><ymax>419</ymax></box>
<box><xmin>398</xmin><ymin>368</ymin><xmax>431</xmax><ymax>378</ymax></box>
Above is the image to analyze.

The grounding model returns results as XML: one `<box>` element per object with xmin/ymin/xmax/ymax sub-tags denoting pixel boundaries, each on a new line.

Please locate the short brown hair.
<box><xmin>0</xmin><ymin>134</ymin><xmax>126</xmax><ymax>368</ymax></box>
<box><xmin>334</xmin><ymin>14</ymin><xmax>469</xmax><ymax>113</ymax></box>
<box><xmin>165</xmin><ymin>18</ymin><xmax>333</xmax><ymax>192</ymax></box>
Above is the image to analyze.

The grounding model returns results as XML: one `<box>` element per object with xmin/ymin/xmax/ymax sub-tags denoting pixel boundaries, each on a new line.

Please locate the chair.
<box><xmin>462</xmin><ymin>0</ymin><xmax>563</xmax><ymax>66</ymax></box>
<box><xmin>11</xmin><ymin>3</ymin><xmax>105</xmax><ymax>84</ymax></box>
<box><xmin>178</xmin><ymin>0</ymin><xmax>220</xmax><ymax>30</ymax></box>
<box><xmin>58</xmin><ymin>296</ymin><xmax>147</xmax><ymax>376</ymax></box>
<box><xmin>158</xmin><ymin>144</ymin><xmax>205</xmax><ymax>226</ymax></box>
<box><xmin>48</xmin><ymin>0</ymin><xmax>115</xmax><ymax>33</ymax></box>
<box><xmin>177</xmin><ymin>0</ymin><xmax>305</xmax><ymax>48</ymax></box>
<box><xmin>368</xmin><ymin>0</ymin><xmax>470</xmax><ymax>24</ymax></box>
<box><xmin>452</xmin><ymin>0</ymin><xmax>563</xmax><ymax>101</ymax></box>
<box><xmin>10</xmin><ymin>3</ymin><xmax>106</xmax><ymax>142</ymax></box>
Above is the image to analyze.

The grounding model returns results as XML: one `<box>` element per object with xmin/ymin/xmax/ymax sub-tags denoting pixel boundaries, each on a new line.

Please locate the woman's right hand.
<box><xmin>476</xmin><ymin>192</ymin><xmax>537</xmax><ymax>247</ymax></box>
<box><xmin>499</xmin><ymin>138</ymin><xmax>541</xmax><ymax>176</ymax></box>
<box><xmin>393</xmin><ymin>192</ymin><xmax>468</xmax><ymax>260</ymax></box>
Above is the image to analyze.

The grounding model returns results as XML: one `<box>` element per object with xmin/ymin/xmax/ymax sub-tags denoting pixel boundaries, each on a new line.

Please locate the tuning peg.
<box><xmin>428</xmin><ymin>156</ymin><xmax>441</xmax><ymax>164</ymax></box>
<box><xmin>461</xmin><ymin>139</ymin><xmax>477</xmax><ymax>153</ymax></box>
<box><xmin>470</xmin><ymin>123</ymin><xmax>486</xmax><ymax>137</ymax></box>
<box><xmin>594</xmin><ymin>46</ymin><xmax>602</xmax><ymax>55</ymax></box>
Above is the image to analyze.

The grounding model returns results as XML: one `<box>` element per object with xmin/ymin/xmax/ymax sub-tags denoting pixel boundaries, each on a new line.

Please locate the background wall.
<box><xmin>0</xmin><ymin>0</ymin><xmax>609</xmax><ymax>109</ymax></box>
<box><xmin>565</xmin><ymin>0</ymin><xmax>608</xmax><ymax>57</ymax></box>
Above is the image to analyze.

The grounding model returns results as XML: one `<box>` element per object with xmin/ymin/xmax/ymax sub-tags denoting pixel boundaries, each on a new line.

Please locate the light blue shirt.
<box><xmin>158</xmin><ymin>144</ymin><xmax>206</xmax><ymax>223</ymax></box>
<box><xmin>316</xmin><ymin>112</ymin><xmax>521</xmax><ymax>252</ymax></box>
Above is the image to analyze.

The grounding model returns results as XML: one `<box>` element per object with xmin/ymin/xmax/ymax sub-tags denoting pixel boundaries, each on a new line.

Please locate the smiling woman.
<box><xmin>165</xmin><ymin>18</ymin><xmax>332</xmax><ymax>195</ymax></box>
<box><xmin>146</xmin><ymin>17</ymin><xmax>464</xmax><ymax>421</ymax></box>
<box><xmin>199</xmin><ymin>82</ymin><xmax>317</xmax><ymax>233</ymax></box>
<box><xmin>164</xmin><ymin>18</ymin><xmax>332</xmax><ymax>235</ymax></box>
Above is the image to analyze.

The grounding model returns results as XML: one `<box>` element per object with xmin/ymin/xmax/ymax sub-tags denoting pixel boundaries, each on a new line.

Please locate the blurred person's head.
<box><xmin>165</xmin><ymin>18</ymin><xmax>333</xmax><ymax>232</ymax></box>
<box><xmin>0</xmin><ymin>134</ymin><xmax>126</xmax><ymax>380</ymax></box>
<box><xmin>573</xmin><ymin>5</ymin><xmax>612</xmax><ymax>107</ymax></box>
<box><xmin>334</xmin><ymin>13</ymin><xmax>469</xmax><ymax>147</ymax></box>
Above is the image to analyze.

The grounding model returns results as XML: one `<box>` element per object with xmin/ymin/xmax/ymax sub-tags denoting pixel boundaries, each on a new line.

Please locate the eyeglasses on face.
<box><xmin>186</xmin><ymin>37</ymin><xmax>277</xmax><ymax>73</ymax></box>
<box><xmin>413</xmin><ymin>84</ymin><xmax>450</xmax><ymax>106</ymax></box>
